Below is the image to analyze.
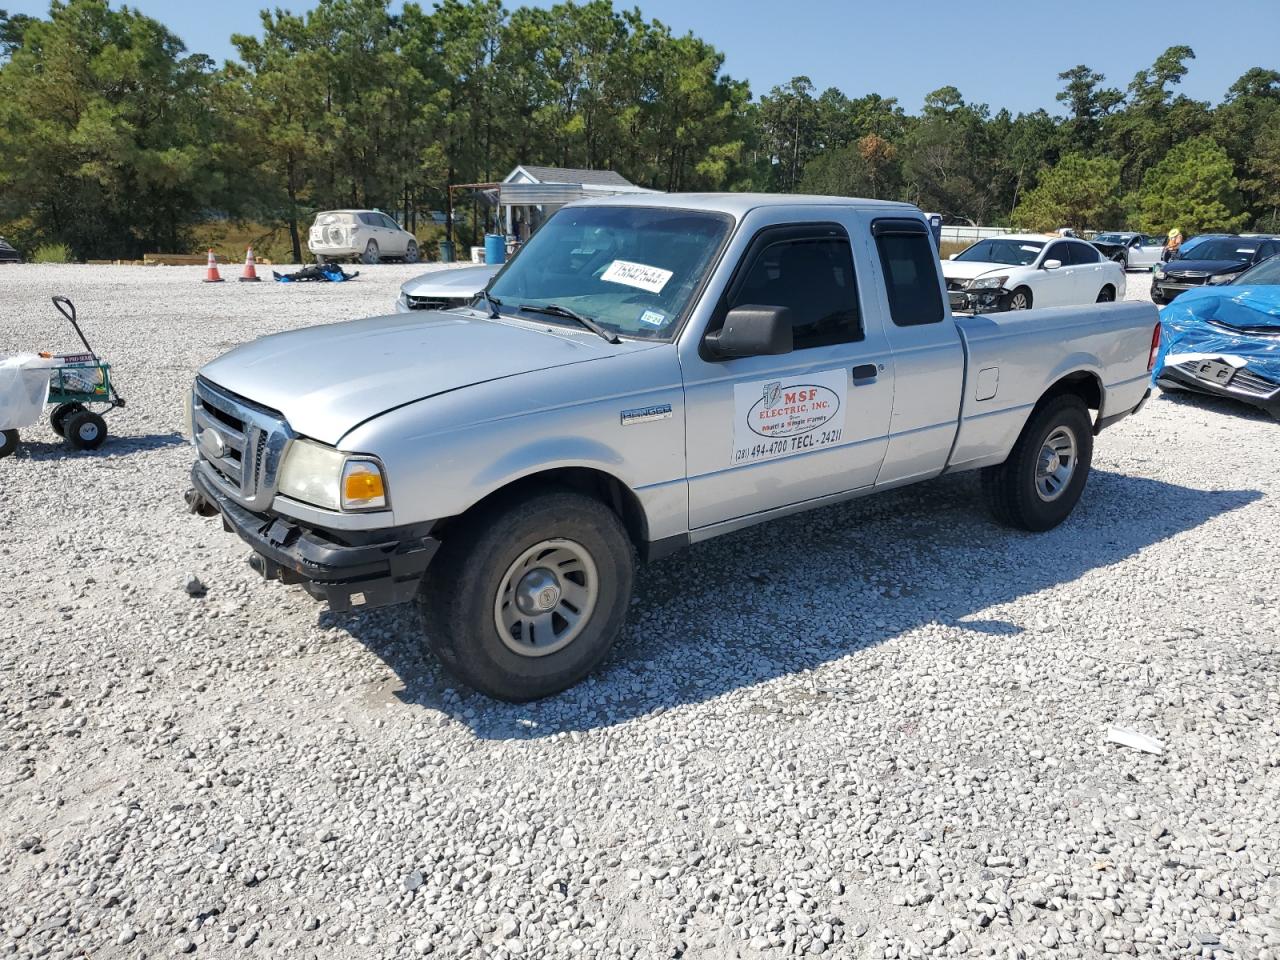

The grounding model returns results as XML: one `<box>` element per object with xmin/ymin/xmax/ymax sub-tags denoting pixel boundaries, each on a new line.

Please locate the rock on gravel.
<box><xmin>1</xmin><ymin>265</ymin><xmax>1278</xmax><ymax>960</ymax></box>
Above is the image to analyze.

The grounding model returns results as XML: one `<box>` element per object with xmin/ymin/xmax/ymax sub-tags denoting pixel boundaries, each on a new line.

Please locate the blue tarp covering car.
<box><xmin>1153</xmin><ymin>274</ymin><xmax>1280</xmax><ymax>418</ymax></box>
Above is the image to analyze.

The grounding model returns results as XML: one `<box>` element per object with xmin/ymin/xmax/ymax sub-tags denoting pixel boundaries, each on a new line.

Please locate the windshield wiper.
<box><xmin>518</xmin><ymin>303</ymin><xmax>620</xmax><ymax>344</ymax></box>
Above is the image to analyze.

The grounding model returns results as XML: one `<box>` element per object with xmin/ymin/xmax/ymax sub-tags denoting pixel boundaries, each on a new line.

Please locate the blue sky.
<box><xmin>9</xmin><ymin>0</ymin><xmax>1279</xmax><ymax>114</ymax></box>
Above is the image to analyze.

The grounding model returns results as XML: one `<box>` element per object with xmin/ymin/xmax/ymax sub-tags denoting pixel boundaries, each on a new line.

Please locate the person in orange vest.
<box><xmin>1162</xmin><ymin>227</ymin><xmax>1184</xmax><ymax>262</ymax></box>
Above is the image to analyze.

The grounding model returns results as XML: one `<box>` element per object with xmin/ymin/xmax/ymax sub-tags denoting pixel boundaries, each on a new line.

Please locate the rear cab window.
<box><xmin>872</xmin><ymin>219</ymin><xmax>945</xmax><ymax>326</ymax></box>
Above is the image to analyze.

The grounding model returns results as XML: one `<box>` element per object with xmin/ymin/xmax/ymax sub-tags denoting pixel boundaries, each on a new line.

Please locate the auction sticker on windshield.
<box><xmin>601</xmin><ymin>260</ymin><xmax>673</xmax><ymax>294</ymax></box>
<box><xmin>732</xmin><ymin>369</ymin><xmax>846</xmax><ymax>465</ymax></box>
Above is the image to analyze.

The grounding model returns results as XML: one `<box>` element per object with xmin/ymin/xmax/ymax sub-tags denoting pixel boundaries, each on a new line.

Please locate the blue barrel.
<box><xmin>484</xmin><ymin>233</ymin><xmax>506</xmax><ymax>265</ymax></box>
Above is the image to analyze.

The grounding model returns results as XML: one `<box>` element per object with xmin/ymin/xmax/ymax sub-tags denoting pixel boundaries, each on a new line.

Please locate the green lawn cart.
<box><xmin>0</xmin><ymin>297</ymin><xmax>125</xmax><ymax>458</ymax></box>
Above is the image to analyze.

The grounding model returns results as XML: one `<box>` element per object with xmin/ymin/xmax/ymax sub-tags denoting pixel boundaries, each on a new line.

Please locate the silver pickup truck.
<box><xmin>185</xmin><ymin>194</ymin><xmax>1159</xmax><ymax>701</ymax></box>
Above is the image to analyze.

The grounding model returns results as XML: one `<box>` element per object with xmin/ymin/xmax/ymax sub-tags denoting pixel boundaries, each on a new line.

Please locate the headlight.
<box><xmin>1208</xmin><ymin>272</ymin><xmax>1239</xmax><ymax>285</ymax></box>
<box><xmin>278</xmin><ymin>439</ymin><xmax>388</xmax><ymax>512</ymax></box>
<box><xmin>967</xmin><ymin>275</ymin><xmax>1009</xmax><ymax>290</ymax></box>
<box><xmin>1153</xmin><ymin>265</ymin><xmax>1166</xmax><ymax>279</ymax></box>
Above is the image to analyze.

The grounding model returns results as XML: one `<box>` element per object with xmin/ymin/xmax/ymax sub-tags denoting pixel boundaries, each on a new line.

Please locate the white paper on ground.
<box><xmin>1106</xmin><ymin>726</ymin><xmax>1164</xmax><ymax>755</ymax></box>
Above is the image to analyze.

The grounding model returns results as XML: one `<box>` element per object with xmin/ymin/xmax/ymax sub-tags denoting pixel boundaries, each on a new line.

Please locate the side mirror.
<box><xmin>948</xmin><ymin>253</ymin><xmax>958</xmax><ymax>260</ymax></box>
<box><xmin>704</xmin><ymin>305</ymin><xmax>793</xmax><ymax>360</ymax></box>
<box><xmin>1043</xmin><ymin>259</ymin><xmax>1062</xmax><ymax>270</ymax></box>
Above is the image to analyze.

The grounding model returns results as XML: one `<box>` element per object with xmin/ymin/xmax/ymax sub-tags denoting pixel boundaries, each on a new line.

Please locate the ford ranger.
<box><xmin>184</xmin><ymin>194</ymin><xmax>1159</xmax><ymax>701</ymax></box>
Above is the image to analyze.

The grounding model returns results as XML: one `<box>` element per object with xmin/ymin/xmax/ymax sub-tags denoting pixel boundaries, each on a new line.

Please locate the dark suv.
<box><xmin>1151</xmin><ymin>235</ymin><xmax>1280</xmax><ymax>305</ymax></box>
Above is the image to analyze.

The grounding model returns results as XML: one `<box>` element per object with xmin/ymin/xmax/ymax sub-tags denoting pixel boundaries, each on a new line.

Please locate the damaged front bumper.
<box><xmin>188</xmin><ymin>465</ymin><xmax>440</xmax><ymax>612</ymax></box>
<box><xmin>949</xmin><ymin>287</ymin><xmax>1014</xmax><ymax>314</ymax></box>
<box><xmin>1156</xmin><ymin>361</ymin><xmax>1280</xmax><ymax>417</ymax></box>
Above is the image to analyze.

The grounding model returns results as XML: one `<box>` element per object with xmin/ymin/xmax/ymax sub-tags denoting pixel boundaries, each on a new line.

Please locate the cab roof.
<box><xmin>571</xmin><ymin>192</ymin><xmax>920</xmax><ymax>218</ymax></box>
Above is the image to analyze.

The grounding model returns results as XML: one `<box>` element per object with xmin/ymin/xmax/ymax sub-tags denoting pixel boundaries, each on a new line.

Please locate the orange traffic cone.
<box><xmin>203</xmin><ymin>249</ymin><xmax>224</xmax><ymax>283</ymax></box>
<box><xmin>239</xmin><ymin>246</ymin><xmax>262</xmax><ymax>282</ymax></box>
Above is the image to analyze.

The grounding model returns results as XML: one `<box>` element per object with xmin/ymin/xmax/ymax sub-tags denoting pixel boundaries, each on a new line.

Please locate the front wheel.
<box><xmin>418</xmin><ymin>489</ymin><xmax>636</xmax><ymax>702</ymax></box>
<box><xmin>404</xmin><ymin>240</ymin><xmax>420</xmax><ymax>264</ymax></box>
<box><xmin>63</xmin><ymin>410</ymin><xmax>107</xmax><ymax>450</ymax></box>
<box><xmin>361</xmin><ymin>240</ymin><xmax>380</xmax><ymax>265</ymax></box>
<box><xmin>0</xmin><ymin>429</ymin><xmax>18</xmax><ymax>459</ymax></box>
<box><xmin>981</xmin><ymin>394</ymin><xmax>1093</xmax><ymax>531</ymax></box>
<box><xmin>1006</xmin><ymin>287</ymin><xmax>1033</xmax><ymax>311</ymax></box>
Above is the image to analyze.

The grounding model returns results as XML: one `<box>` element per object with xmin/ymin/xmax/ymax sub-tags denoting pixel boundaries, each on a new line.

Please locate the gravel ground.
<box><xmin>1</xmin><ymin>264</ymin><xmax>1278</xmax><ymax>960</ymax></box>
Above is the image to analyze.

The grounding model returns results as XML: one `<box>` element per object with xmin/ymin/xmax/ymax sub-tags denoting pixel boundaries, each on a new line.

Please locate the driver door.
<box><xmin>681</xmin><ymin>213</ymin><xmax>895</xmax><ymax>530</ymax></box>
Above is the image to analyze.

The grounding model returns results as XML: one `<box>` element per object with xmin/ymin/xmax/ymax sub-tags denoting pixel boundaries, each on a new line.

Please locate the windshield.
<box><xmin>1176</xmin><ymin>239</ymin><xmax>1257</xmax><ymax>262</ymax></box>
<box><xmin>1234</xmin><ymin>255</ymin><xmax>1280</xmax><ymax>285</ymax></box>
<box><xmin>489</xmin><ymin>205</ymin><xmax>732</xmax><ymax>340</ymax></box>
<box><xmin>954</xmin><ymin>238</ymin><xmax>1045</xmax><ymax>266</ymax></box>
<box><xmin>1093</xmin><ymin>234</ymin><xmax>1128</xmax><ymax>244</ymax></box>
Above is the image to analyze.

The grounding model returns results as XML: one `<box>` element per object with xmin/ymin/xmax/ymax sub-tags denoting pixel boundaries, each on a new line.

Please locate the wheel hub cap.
<box><xmin>494</xmin><ymin>539</ymin><xmax>599</xmax><ymax>658</ymax></box>
<box><xmin>1035</xmin><ymin>426</ymin><xmax>1077</xmax><ymax>502</ymax></box>
<box><xmin>515</xmin><ymin>569</ymin><xmax>562</xmax><ymax>615</ymax></box>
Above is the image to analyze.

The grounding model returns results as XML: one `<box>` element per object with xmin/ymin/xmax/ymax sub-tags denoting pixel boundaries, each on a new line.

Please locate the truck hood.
<box><xmin>400</xmin><ymin>264</ymin><xmax>501</xmax><ymax>299</ymax></box>
<box><xmin>942</xmin><ymin>260</ymin><xmax>1018</xmax><ymax>283</ymax></box>
<box><xmin>199</xmin><ymin>310</ymin><xmax>641</xmax><ymax>445</ymax></box>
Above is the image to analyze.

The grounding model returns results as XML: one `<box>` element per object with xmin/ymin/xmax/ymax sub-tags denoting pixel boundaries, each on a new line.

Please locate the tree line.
<box><xmin>1</xmin><ymin>0</ymin><xmax>1278</xmax><ymax>262</ymax></box>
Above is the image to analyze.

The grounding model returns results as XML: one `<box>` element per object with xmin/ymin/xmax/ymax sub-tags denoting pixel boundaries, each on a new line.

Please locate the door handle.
<box><xmin>852</xmin><ymin>363</ymin><xmax>878</xmax><ymax>382</ymax></box>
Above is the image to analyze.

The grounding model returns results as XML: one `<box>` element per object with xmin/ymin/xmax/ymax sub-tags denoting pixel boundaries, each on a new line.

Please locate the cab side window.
<box><xmin>728</xmin><ymin>227</ymin><xmax>862</xmax><ymax>349</ymax></box>
<box><xmin>872</xmin><ymin>220</ymin><xmax>945</xmax><ymax>326</ymax></box>
<box><xmin>1042</xmin><ymin>242</ymin><xmax>1067</xmax><ymax>266</ymax></box>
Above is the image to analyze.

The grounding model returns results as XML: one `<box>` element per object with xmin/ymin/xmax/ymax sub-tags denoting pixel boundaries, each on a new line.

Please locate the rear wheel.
<box><xmin>0</xmin><ymin>429</ymin><xmax>18</xmax><ymax>459</ymax></box>
<box><xmin>981</xmin><ymin>394</ymin><xmax>1093</xmax><ymax>531</ymax></box>
<box><xmin>1096</xmin><ymin>285</ymin><xmax>1116</xmax><ymax>302</ymax></box>
<box><xmin>50</xmin><ymin>402</ymin><xmax>85</xmax><ymax>437</ymax></box>
<box><xmin>63</xmin><ymin>410</ymin><xmax>107</xmax><ymax>451</ymax></box>
<box><xmin>404</xmin><ymin>240</ymin><xmax>420</xmax><ymax>264</ymax></box>
<box><xmin>1007</xmin><ymin>287</ymin><xmax>1032</xmax><ymax>311</ymax></box>
<box><xmin>418</xmin><ymin>488</ymin><xmax>635</xmax><ymax>702</ymax></box>
<box><xmin>361</xmin><ymin>240</ymin><xmax>380</xmax><ymax>265</ymax></box>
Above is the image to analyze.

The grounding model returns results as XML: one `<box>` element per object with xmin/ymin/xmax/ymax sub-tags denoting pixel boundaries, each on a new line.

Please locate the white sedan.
<box><xmin>307</xmin><ymin>209</ymin><xmax>421</xmax><ymax>264</ymax></box>
<box><xmin>943</xmin><ymin>234</ymin><xmax>1127</xmax><ymax>313</ymax></box>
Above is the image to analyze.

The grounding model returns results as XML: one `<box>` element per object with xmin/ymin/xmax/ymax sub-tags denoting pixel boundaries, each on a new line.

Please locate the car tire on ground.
<box><xmin>0</xmin><ymin>429</ymin><xmax>18</xmax><ymax>458</ymax></box>
<box><xmin>1096</xmin><ymin>285</ymin><xmax>1116</xmax><ymax>302</ymax></box>
<box><xmin>981</xmin><ymin>394</ymin><xmax>1093</xmax><ymax>532</ymax></box>
<box><xmin>50</xmin><ymin>402</ymin><xmax>85</xmax><ymax>438</ymax></box>
<box><xmin>361</xmin><ymin>240</ymin><xmax>380</xmax><ymax>265</ymax></box>
<box><xmin>1007</xmin><ymin>287</ymin><xmax>1033</xmax><ymax>311</ymax></box>
<box><xmin>418</xmin><ymin>488</ymin><xmax>636</xmax><ymax>702</ymax></box>
<box><xmin>404</xmin><ymin>241</ymin><xmax>420</xmax><ymax>264</ymax></box>
<box><xmin>63</xmin><ymin>410</ymin><xmax>107</xmax><ymax>451</ymax></box>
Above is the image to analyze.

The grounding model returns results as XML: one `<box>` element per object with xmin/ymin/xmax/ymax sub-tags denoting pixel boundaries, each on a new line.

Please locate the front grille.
<box><xmin>946</xmin><ymin>279</ymin><xmax>967</xmax><ymax>292</ymax></box>
<box><xmin>192</xmin><ymin>378</ymin><xmax>292</xmax><ymax>511</ymax></box>
<box><xmin>1230</xmin><ymin>368</ymin><xmax>1280</xmax><ymax>399</ymax></box>
<box><xmin>1165</xmin><ymin>272</ymin><xmax>1210</xmax><ymax>285</ymax></box>
<box><xmin>405</xmin><ymin>295</ymin><xmax>468</xmax><ymax>311</ymax></box>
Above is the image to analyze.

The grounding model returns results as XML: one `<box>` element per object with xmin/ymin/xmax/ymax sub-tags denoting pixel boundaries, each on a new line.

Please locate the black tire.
<box><xmin>63</xmin><ymin>410</ymin><xmax>107</xmax><ymax>450</ymax></box>
<box><xmin>981</xmin><ymin>394</ymin><xmax>1093</xmax><ymax>532</ymax></box>
<box><xmin>1007</xmin><ymin>287</ymin><xmax>1033</xmax><ymax>311</ymax></box>
<box><xmin>50</xmin><ymin>402</ymin><xmax>85</xmax><ymax>437</ymax></box>
<box><xmin>0</xmin><ymin>429</ymin><xmax>18</xmax><ymax>459</ymax></box>
<box><xmin>418</xmin><ymin>488</ymin><xmax>635</xmax><ymax>702</ymax></box>
<box><xmin>404</xmin><ymin>240</ymin><xmax>420</xmax><ymax>264</ymax></box>
<box><xmin>361</xmin><ymin>240</ymin><xmax>380</xmax><ymax>265</ymax></box>
<box><xmin>1096</xmin><ymin>285</ymin><xmax>1116</xmax><ymax>303</ymax></box>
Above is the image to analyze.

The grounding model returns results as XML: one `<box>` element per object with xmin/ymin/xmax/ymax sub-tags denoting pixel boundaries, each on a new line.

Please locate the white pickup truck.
<box><xmin>185</xmin><ymin>194</ymin><xmax>1160</xmax><ymax>701</ymax></box>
